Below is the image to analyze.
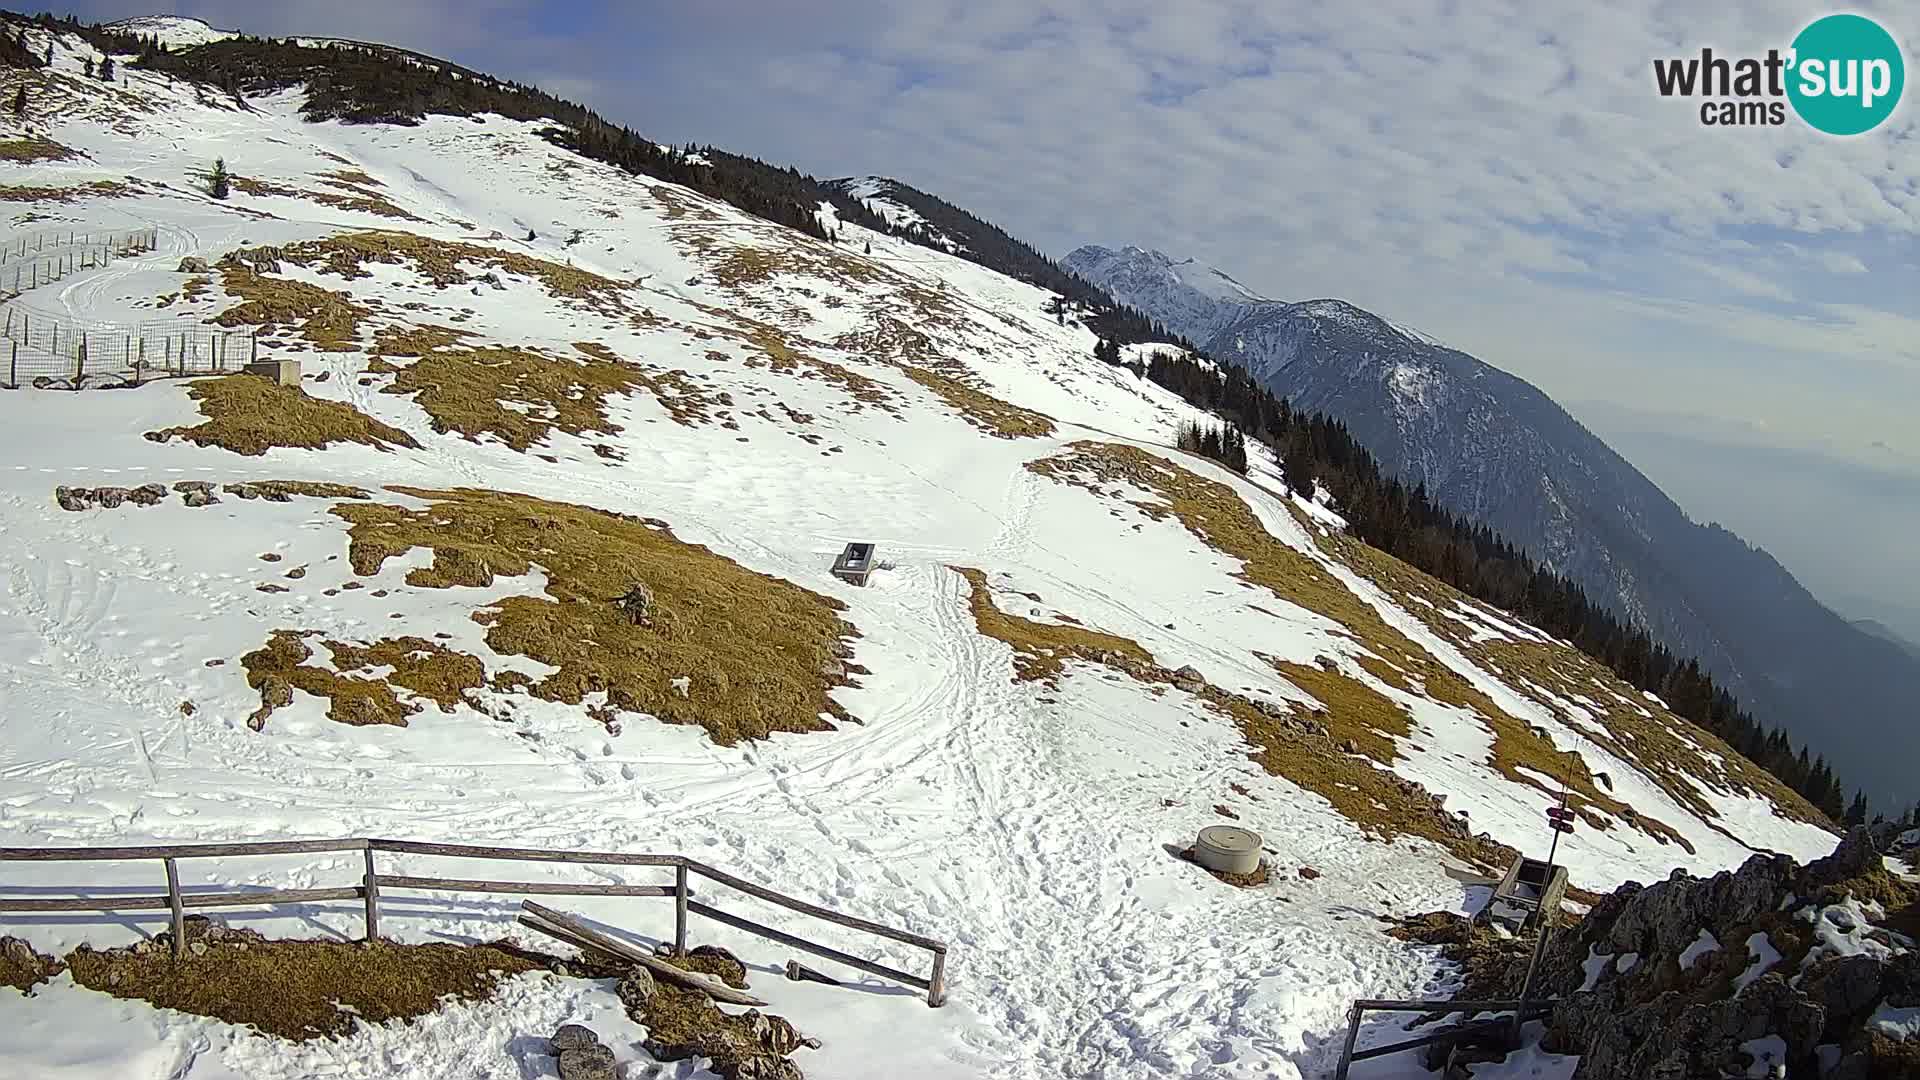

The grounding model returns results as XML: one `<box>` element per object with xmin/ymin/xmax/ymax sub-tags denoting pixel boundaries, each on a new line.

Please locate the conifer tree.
<box><xmin>208</xmin><ymin>157</ymin><xmax>230</xmax><ymax>200</ymax></box>
<box><xmin>83</xmin><ymin>56</ymin><xmax>93</xmax><ymax>78</ymax></box>
<box><xmin>99</xmin><ymin>56</ymin><xmax>114</xmax><ymax>81</ymax></box>
<box><xmin>1845</xmin><ymin>790</ymin><xmax>1869</xmax><ymax>828</ymax></box>
<box><xmin>11</xmin><ymin>86</ymin><xmax>24</xmax><ymax>119</ymax></box>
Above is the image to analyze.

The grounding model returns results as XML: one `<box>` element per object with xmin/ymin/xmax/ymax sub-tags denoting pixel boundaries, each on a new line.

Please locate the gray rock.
<box><xmin>1803</xmin><ymin>955</ymin><xmax>1883</xmax><ymax>1027</ymax></box>
<box><xmin>188</xmin><ymin>941</ymin><xmax>208</xmax><ymax>957</ymax></box>
<box><xmin>259</xmin><ymin>676</ymin><xmax>294</xmax><ymax>710</ymax></box>
<box><xmin>550</xmin><ymin>1024</ymin><xmax>601</xmax><ymax>1052</ymax></box>
<box><xmin>177</xmin><ymin>256</ymin><xmax>210</xmax><ymax>273</ymax></box>
<box><xmin>93</xmin><ymin>486</ymin><xmax>129</xmax><ymax>508</ymax></box>
<box><xmin>55</xmin><ymin>486</ymin><xmax>92</xmax><ymax>511</ymax></box>
<box><xmin>618</xmin><ymin>966</ymin><xmax>657</xmax><ymax>1008</ymax></box>
<box><xmin>182</xmin><ymin>489</ymin><xmax>220</xmax><ymax>507</ymax></box>
<box><xmin>731</xmin><ymin>1057</ymin><xmax>805</xmax><ymax>1080</ymax></box>
<box><xmin>1170</xmin><ymin>665</ymin><xmax>1204</xmax><ymax>691</ymax></box>
<box><xmin>130</xmin><ymin>483</ymin><xmax>169</xmax><ymax>506</ymax></box>
<box><xmin>172</xmin><ymin>481</ymin><xmax>216</xmax><ymax>494</ymax></box>
<box><xmin>556</xmin><ymin>1044</ymin><xmax>616</xmax><ymax>1080</ymax></box>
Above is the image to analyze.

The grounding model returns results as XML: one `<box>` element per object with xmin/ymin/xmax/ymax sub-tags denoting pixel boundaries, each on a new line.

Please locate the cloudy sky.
<box><xmin>68</xmin><ymin>0</ymin><xmax>1920</xmax><ymax>638</ymax></box>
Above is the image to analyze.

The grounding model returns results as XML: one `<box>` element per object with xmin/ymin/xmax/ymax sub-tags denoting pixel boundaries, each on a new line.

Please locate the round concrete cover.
<box><xmin>1194</xmin><ymin>825</ymin><xmax>1263</xmax><ymax>875</ymax></box>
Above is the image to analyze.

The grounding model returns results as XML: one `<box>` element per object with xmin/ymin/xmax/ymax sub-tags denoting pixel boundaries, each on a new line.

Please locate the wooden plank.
<box><xmin>682</xmin><ymin>859</ymin><xmax>947</xmax><ymax>953</ymax></box>
<box><xmin>362</xmin><ymin>847</ymin><xmax>380</xmax><ymax>942</ymax></box>
<box><xmin>674</xmin><ymin>863</ymin><xmax>689</xmax><ymax>955</ymax></box>
<box><xmin>0</xmin><ymin>839</ymin><xmax>368</xmax><ymax>862</ymax></box>
<box><xmin>371</xmin><ymin>840</ymin><xmax>680</xmax><ymax>867</ymax></box>
<box><xmin>686</xmin><ymin>899</ymin><xmax>929</xmax><ymax>991</ymax></box>
<box><xmin>526</xmin><ymin>903</ymin><xmax>771</xmax><ymax>1006</ymax></box>
<box><xmin>375</xmin><ymin>875</ymin><xmax>673</xmax><ymax>897</ymax></box>
<box><xmin>0</xmin><ymin>886</ymin><xmax>363</xmax><ymax>913</ymax></box>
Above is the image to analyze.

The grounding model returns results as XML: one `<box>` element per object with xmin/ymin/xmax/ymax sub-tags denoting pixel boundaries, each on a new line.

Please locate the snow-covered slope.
<box><xmin>0</xmin><ymin>25</ymin><xmax>1841</xmax><ymax>1080</ymax></box>
<box><xmin>104</xmin><ymin>15</ymin><xmax>237</xmax><ymax>48</ymax></box>
<box><xmin>1065</xmin><ymin>242</ymin><xmax>1920</xmax><ymax>813</ymax></box>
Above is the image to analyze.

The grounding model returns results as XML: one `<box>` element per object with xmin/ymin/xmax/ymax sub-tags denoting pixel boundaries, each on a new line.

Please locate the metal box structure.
<box><xmin>831</xmin><ymin>542</ymin><xmax>879</xmax><ymax>586</ymax></box>
<box><xmin>1480</xmin><ymin>855</ymin><xmax>1569</xmax><ymax>932</ymax></box>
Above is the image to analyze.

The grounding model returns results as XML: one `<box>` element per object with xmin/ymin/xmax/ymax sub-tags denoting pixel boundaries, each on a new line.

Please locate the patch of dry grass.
<box><xmin>0</xmin><ymin>937</ymin><xmax>64</xmax><ymax>993</ymax></box>
<box><xmin>241</xmin><ymin>630</ymin><xmax>484</xmax><ymax>729</ymax></box>
<box><xmin>333</xmin><ymin>487</ymin><xmax>862</xmax><ymax>743</ymax></box>
<box><xmin>1024</xmin><ymin>441</ymin><xmax>1693</xmax><ymax>856</ymax></box>
<box><xmin>952</xmin><ymin>566</ymin><xmax>1153</xmax><ymax>683</ymax></box>
<box><xmin>214</xmin><ymin>262</ymin><xmax>372</xmax><ymax>350</ymax></box>
<box><xmin>0</xmin><ymin>137</ymin><xmax>77</xmax><ymax>162</ymax></box>
<box><xmin>837</xmin><ymin>313</ymin><xmax>1055</xmax><ymax>438</ymax></box>
<box><xmin>571</xmin><ymin>341</ymin><xmax>731</xmax><ymax>427</ymax></box>
<box><xmin>65</xmin><ymin>927</ymin><xmax>543</xmax><ymax>1041</ymax></box>
<box><xmin>373</xmin><ymin>343</ymin><xmax>649</xmax><ymax>450</ymax></box>
<box><xmin>274</xmin><ymin>231</ymin><xmax>631</xmax><ymax>315</ymax></box>
<box><xmin>0</xmin><ymin>179</ymin><xmax>130</xmax><ymax>202</ymax></box>
<box><xmin>631</xmin><ymin>948</ymin><xmax>816</xmax><ymax>1077</ymax></box>
<box><xmin>230</xmin><ymin>175</ymin><xmax>422</xmax><ymax>222</ymax></box>
<box><xmin>145</xmin><ymin>374</ymin><xmax>419</xmax><ymax>457</ymax></box>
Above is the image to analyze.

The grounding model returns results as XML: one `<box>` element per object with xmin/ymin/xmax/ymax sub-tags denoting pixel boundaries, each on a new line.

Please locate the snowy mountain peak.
<box><xmin>104</xmin><ymin>14</ymin><xmax>237</xmax><ymax>48</ymax></box>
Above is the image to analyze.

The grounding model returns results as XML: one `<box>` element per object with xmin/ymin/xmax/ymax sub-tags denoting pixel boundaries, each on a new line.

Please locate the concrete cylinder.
<box><xmin>1194</xmin><ymin>825</ymin><xmax>1262</xmax><ymax>875</ymax></box>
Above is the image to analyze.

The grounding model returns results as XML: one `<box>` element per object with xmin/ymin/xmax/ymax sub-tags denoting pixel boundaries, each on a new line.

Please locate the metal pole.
<box><xmin>165</xmin><ymin>857</ymin><xmax>185</xmax><ymax>959</ymax></box>
<box><xmin>673</xmin><ymin>862</ymin><xmax>689</xmax><ymax>956</ymax></box>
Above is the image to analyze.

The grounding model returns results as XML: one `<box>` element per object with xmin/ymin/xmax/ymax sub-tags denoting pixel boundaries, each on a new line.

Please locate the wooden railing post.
<box><xmin>674</xmin><ymin>861</ymin><xmax>689</xmax><ymax>956</ymax></box>
<box><xmin>362</xmin><ymin>843</ymin><xmax>380</xmax><ymax>942</ymax></box>
<box><xmin>164</xmin><ymin>857</ymin><xmax>185</xmax><ymax>959</ymax></box>
<box><xmin>927</xmin><ymin>948</ymin><xmax>947</xmax><ymax>1008</ymax></box>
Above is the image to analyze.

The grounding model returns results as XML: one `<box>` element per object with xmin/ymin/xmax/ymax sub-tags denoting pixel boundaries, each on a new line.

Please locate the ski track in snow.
<box><xmin>0</xmin><ymin>35</ymin><xmax>1834</xmax><ymax>1080</ymax></box>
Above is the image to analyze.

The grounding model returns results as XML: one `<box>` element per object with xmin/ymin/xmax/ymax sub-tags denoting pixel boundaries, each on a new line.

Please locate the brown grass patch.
<box><xmin>374</xmin><ymin>343</ymin><xmax>650</xmax><ymax>450</ymax></box>
<box><xmin>572</xmin><ymin>341</ymin><xmax>730</xmax><ymax>427</ymax></box>
<box><xmin>0</xmin><ymin>179</ymin><xmax>130</xmax><ymax>202</ymax></box>
<box><xmin>241</xmin><ymin>630</ymin><xmax>485</xmax><ymax>729</ymax></box>
<box><xmin>274</xmin><ymin>231</ymin><xmax>631</xmax><ymax>315</ymax></box>
<box><xmin>214</xmin><ymin>263</ymin><xmax>372</xmax><ymax>350</ymax></box>
<box><xmin>953</xmin><ymin>566</ymin><xmax>1152</xmax><ymax>683</ymax></box>
<box><xmin>1025</xmin><ymin>442</ymin><xmax>1691</xmax><ymax>856</ymax></box>
<box><xmin>230</xmin><ymin>175</ymin><xmax>422</xmax><ymax>222</ymax></box>
<box><xmin>838</xmin><ymin>314</ymin><xmax>1054</xmax><ymax>438</ymax></box>
<box><xmin>145</xmin><ymin>374</ymin><xmax>418</xmax><ymax>456</ymax></box>
<box><xmin>1264</xmin><ymin>660</ymin><xmax>1410</xmax><ymax>764</ymax></box>
<box><xmin>0</xmin><ymin>137</ymin><xmax>77</xmax><ymax>162</ymax></box>
<box><xmin>65</xmin><ymin>928</ymin><xmax>543</xmax><ymax>1041</ymax></box>
<box><xmin>0</xmin><ymin>937</ymin><xmax>65</xmax><ymax>993</ymax></box>
<box><xmin>333</xmin><ymin>487</ymin><xmax>861</xmax><ymax>743</ymax></box>
<box><xmin>631</xmin><ymin>949</ymin><xmax>816</xmax><ymax>1076</ymax></box>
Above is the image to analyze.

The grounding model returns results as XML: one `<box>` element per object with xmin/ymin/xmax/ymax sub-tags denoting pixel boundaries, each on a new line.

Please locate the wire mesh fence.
<box><xmin>0</xmin><ymin>227</ymin><xmax>157</xmax><ymax>266</ymax></box>
<box><xmin>0</xmin><ymin>298</ymin><xmax>257</xmax><ymax>389</ymax></box>
<box><xmin>0</xmin><ymin>228</ymin><xmax>158</xmax><ymax>296</ymax></box>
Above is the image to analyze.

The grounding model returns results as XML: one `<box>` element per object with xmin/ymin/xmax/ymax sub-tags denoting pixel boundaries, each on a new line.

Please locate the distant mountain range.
<box><xmin>1064</xmin><ymin>244</ymin><xmax>1920</xmax><ymax>809</ymax></box>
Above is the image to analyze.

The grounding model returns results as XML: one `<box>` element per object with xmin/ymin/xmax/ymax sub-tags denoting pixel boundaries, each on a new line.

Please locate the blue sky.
<box><xmin>64</xmin><ymin>0</ymin><xmax>1920</xmax><ymax>638</ymax></box>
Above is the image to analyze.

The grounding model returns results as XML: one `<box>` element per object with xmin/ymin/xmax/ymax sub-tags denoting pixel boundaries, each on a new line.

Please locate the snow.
<box><xmin>1799</xmin><ymin>895</ymin><xmax>1904</xmax><ymax>967</ymax></box>
<box><xmin>1735</xmin><ymin>933</ymin><xmax>1783</xmax><ymax>993</ymax></box>
<box><xmin>0</xmin><ymin>29</ymin><xmax>1853</xmax><ymax>1079</ymax></box>
<box><xmin>103</xmin><ymin>15</ymin><xmax>238</xmax><ymax>49</ymax></box>
<box><xmin>1613</xmin><ymin>951</ymin><xmax>1640</xmax><ymax>974</ymax></box>
<box><xmin>1740</xmin><ymin>1035</ymin><xmax>1787</xmax><ymax>1077</ymax></box>
<box><xmin>1579</xmin><ymin>944</ymin><xmax>1611</xmax><ymax>991</ymax></box>
<box><xmin>1679</xmin><ymin>929</ymin><xmax>1720</xmax><ymax>970</ymax></box>
<box><xmin>1871</xmin><ymin>1002</ymin><xmax>1920</xmax><ymax>1042</ymax></box>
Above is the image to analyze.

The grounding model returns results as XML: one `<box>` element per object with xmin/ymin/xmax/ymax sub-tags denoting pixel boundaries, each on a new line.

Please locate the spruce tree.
<box><xmin>99</xmin><ymin>56</ymin><xmax>114</xmax><ymax>81</ymax></box>
<box><xmin>84</xmin><ymin>56</ymin><xmax>93</xmax><ymax>78</ymax></box>
<box><xmin>11</xmin><ymin>86</ymin><xmax>24</xmax><ymax>119</ymax></box>
<box><xmin>1844</xmin><ymin>790</ymin><xmax>1868</xmax><ymax>828</ymax></box>
<box><xmin>209</xmin><ymin>158</ymin><xmax>230</xmax><ymax>200</ymax></box>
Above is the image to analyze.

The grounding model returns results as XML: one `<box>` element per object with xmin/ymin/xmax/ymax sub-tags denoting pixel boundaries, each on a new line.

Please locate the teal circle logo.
<box><xmin>1787</xmin><ymin>14</ymin><xmax>1905</xmax><ymax>135</ymax></box>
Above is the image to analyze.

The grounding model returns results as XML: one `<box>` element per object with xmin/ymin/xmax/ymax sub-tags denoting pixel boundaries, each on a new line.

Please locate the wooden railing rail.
<box><xmin>0</xmin><ymin>838</ymin><xmax>948</xmax><ymax>1006</ymax></box>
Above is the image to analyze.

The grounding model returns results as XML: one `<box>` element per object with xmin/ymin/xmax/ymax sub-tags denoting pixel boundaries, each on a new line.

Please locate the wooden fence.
<box><xmin>0</xmin><ymin>837</ymin><xmax>948</xmax><ymax>1007</ymax></box>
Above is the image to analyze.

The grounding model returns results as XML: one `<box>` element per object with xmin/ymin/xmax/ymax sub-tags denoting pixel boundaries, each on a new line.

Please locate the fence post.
<box><xmin>74</xmin><ymin>335</ymin><xmax>84</xmax><ymax>389</ymax></box>
<box><xmin>9</xmin><ymin>341</ymin><xmax>15</xmax><ymax>387</ymax></box>
<box><xmin>674</xmin><ymin>862</ymin><xmax>689</xmax><ymax>956</ymax></box>
<box><xmin>165</xmin><ymin>857</ymin><xmax>186</xmax><ymax>960</ymax></box>
<box><xmin>927</xmin><ymin>948</ymin><xmax>947</xmax><ymax>1008</ymax></box>
<box><xmin>362</xmin><ymin>843</ymin><xmax>380</xmax><ymax>942</ymax></box>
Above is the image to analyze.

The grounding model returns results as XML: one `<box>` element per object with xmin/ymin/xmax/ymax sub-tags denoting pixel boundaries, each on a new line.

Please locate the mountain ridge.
<box><xmin>1065</xmin><ymin>242</ymin><xmax>1920</xmax><ymax>809</ymax></box>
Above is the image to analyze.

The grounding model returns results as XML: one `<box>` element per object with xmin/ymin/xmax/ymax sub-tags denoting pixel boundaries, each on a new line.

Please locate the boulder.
<box><xmin>1802</xmin><ymin>955</ymin><xmax>1883</xmax><ymax>1026</ymax></box>
<box><xmin>54</xmin><ymin>486</ymin><xmax>91</xmax><ymax>511</ymax></box>
<box><xmin>1171</xmin><ymin>665</ymin><xmax>1204</xmax><ymax>692</ymax></box>
<box><xmin>617</xmin><ymin>583</ymin><xmax>654</xmax><ymax>627</ymax></box>
<box><xmin>617</xmin><ymin>966</ymin><xmax>657</xmax><ymax>1008</ymax></box>
<box><xmin>93</xmin><ymin>486</ymin><xmax>128</xmax><ymax>508</ymax></box>
<box><xmin>182</xmin><ymin>489</ymin><xmax>220</xmax><ymax>507</ymax></box>
<box><xmin>129</xmin><ymin>483</ymin><xmax>168</xmax><ymax>506</ymax></box>
<box><xmin>550</xmin><ymin>1024</ymin><xmax>601</xmax><ymax>1052</ymax></box>
<box><xmin>177</xmin><ymin>256</ymin><xmax>210</xmax><ymax>273</ymax></box>
<box><xmin>172</xmin><ymin>481</ymin><xmax>216</xmax><ymax>494</ymax></box>
<box><xmin>556</xmin><ymin>1044</ymin><xmax>616</xmax><ymax>1080</ymax></box>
